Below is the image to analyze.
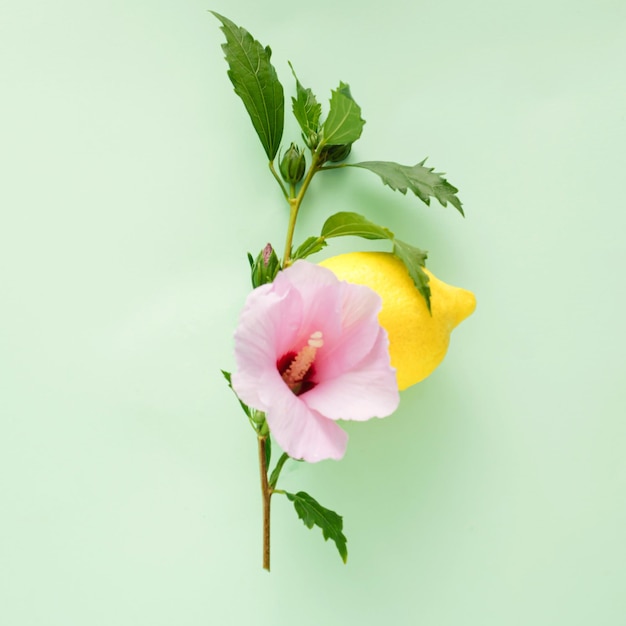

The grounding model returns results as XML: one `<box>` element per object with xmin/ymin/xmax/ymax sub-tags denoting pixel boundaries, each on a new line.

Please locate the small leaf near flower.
<box><xmin>264</xmin><ymin>435</ymin><xmax>271</xmax><ymax>468</ymax></box>
<box><xmin>321</xmin><ymin>211</ymin><xmax>394</xmax><ymax>240</ymax></box>
<box><xmin>221</xmin><ymin>369</ymin><xmax>252</xmax><ymax>416</ymax></box>
<box><xmin>292</xmin><ymin>236</ymin><xmax>327</xmax><ymax>261</ymax></box>
<box><xmin>222</xmin><ymin>369</ymin><xmax>269</xmax><ymax>432</ymax></box>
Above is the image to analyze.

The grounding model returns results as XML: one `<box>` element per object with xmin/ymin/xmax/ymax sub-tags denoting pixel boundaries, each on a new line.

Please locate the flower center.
<box><xmin>278</xmin><ymin>331</ymin><xmax>323</xmax><ymax>395</ymax></box>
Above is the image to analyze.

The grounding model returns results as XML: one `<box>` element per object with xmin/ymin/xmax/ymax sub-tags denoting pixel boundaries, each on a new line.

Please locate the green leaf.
<box><xmin>285</xmin><ymin>491</ymin><xmax>348</xmax><ymax>563</ymax></box>
<box><xmin>268</xmin><ymin>452</ymin><xmax>290</xmax><ymax>489</ymax></box>
<box><xmin>289</xmin><ymin>62</ymin><xmax>321</xmax><ymax>147</ymax></box>
<box><xmin>321</xmin><ymin>211</ymin><xmax>395</xmax><ymax>240</ymax></box>
<box><xmin>392</xmin><ymin>239</ymin><xmax>431</xmax><ymax>311</ymax></box>
<box><xmin>317</xmin><ymin>213</ymin><xmax>432</xmax><ymax>311</ymax></box>
<box><xmin>321</xmin><ymin>82</ymin><xmax>365</xmax><ymax>147</ymax></box>
<box><xmin>336</xmin><ymin>82</ymin><xmax>354</xmax><ymax>100</ymax></box>
<box><xmin>350</xmin><ymin>160</ymin><xmax>463</xmax><ymax>215</ymax></box>
<box><xmin>221</xmin><ymin>369</ymin><xmax>258</xmax><ymax>422</ymax></box>
<box><xmin>292</xmin><ymin>236</ymin><xmax>327</xmax><ymax>261</ymax></box>
<box><xmin>264</xmin><ymin>436</ymin><xmax>271</xmax><ymax>469</ymax></box>
<box><xmin>212</xmin><ymin>12</ymin><xmax>284</xmax><ymax>161</ymax></box>
<box><xmin>221</xmin><ymin>369</ymin><xmax>250</xmax><ymax>417</ymax></box>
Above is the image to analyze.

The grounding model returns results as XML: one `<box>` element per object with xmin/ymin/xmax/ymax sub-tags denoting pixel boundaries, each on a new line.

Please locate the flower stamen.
<box><xmin>281</xmin><ymin>331</ymin><xmax>323</xmax><ymax>393</ymax></box>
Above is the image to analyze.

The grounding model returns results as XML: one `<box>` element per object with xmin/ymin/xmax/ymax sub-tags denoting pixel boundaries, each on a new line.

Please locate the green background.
<box><xmin>2</xmin><ymin>1</ymin><xmax>625</xmax><ymax>624</ymax></box>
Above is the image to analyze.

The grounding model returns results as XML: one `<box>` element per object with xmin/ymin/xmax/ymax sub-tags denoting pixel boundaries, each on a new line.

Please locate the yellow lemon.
<box><xmin>319</xmin><ymin>252</ymin><xmax>476</xmax><ymax>390</ymax></box>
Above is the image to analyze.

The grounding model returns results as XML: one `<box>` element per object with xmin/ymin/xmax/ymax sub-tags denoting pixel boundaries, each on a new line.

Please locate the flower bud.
<box><xmin>261</xmin><ymin>242</ymin><xmax>273</xmax><ymax>266</ymax></box>
<box><xmin>320</xmin><ymin>142</ymin><xmax>352</xmax><ymax>164</ymax></box>
<box><xmin>279</xmin><ymin>143</ymin><xmax>306</xmax><ymax>184</ymax></box>
<box><xmin>304</xmin><ymin>132</ymin><xmax>320</xmax><ymax>150</ymax></box>
<box><xmin>250</xmin><ymin>243</ymin><xmax>281</xmax><ymax>288</ymax></box>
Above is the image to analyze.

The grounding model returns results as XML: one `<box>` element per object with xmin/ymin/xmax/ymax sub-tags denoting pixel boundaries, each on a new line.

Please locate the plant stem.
<box><xmin>269</xmin><ymin>161</ymin><xmax>289</xmax><ymax>199</ymax></box>
<box><xmin>258</xmin><ymin>434</ymin><xmax>272</xmax><ymax>571</ymax></box>
<box><xmin>258</xmin><ymin>151</ymin><xmax>323</xmax><ymax>569</ymax></box>
<box><xmin>282</xmin><ymin>199</ymin><xmax>298</xmax><ymax>268</ymax></box>
<box><xmin>318</xmin><ymin>163</ymin><xmax>349</xmax><ymax>171</ymax></box>
<box><xmin>281</xmin><ymin>152</ymin><xmax>321</xmax><ymax>267</ymax></box>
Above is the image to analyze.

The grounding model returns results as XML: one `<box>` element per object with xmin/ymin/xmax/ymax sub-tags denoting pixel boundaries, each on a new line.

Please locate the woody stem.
<box><xmin>258</xmin><ymin>434</ymin><xmax>272</xmax><ymax>571</ymax></box>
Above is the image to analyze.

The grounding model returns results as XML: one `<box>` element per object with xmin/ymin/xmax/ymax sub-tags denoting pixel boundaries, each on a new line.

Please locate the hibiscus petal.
<box><xmin>240</xmin><ymin>284</ymin><xmax>304</xmax><ymax>360</ymax></box>
<box><xmin>314</xmin><ymin>282</ymin><xmax>383</xmax><ymax>381</ymax></box>
<box><xmin>266</xmin><ymin>386</ymin><xmax>349</xmax><ymax>462</ymax></box>
<box><xmin>232</xmin><ymin>285</ymin><xmax>303</xmax><ymax>409</ymax></box>
<box><xmin>232</xmin><ymin>368</ymin><xmax>277</xmax><ymax>412</ymax></box>
<box><xmin>277</xmin><ymin>261</ymin><xmax>344</xmax><ymax>350</ymax></box>
<box><xmin>302</xmin><ymin>328</ymin><xmax>399</xmax><ymax>421</ymax></box>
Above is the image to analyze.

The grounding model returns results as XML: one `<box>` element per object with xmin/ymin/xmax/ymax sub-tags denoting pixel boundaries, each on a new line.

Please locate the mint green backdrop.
<box><xmin>2</xmin><ymin>1</ymin><xmax>625</xmax><ymax>624</ymax></box>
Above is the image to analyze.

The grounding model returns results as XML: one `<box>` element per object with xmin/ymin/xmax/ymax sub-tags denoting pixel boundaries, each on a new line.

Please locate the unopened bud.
<box><xmin>279</xmin><ymin>143</ymin><xmax>306</xmax><ymax>184</ymax></box>
<box><xmin>262</xmin><ymin>243</ymin><xmax>273</xmax><ymax>266</ymax></box>
<box><xmin>320</xmin><ymin>142</ymin><xmax>352</xmax><ymax>164</ymax></box>
<box><xmin>250</xmin><ymin>243</ymin><xmax>280</xmax><ymax>288</ymax></box>
<box><xmin>304</xmin><ymin>132</ymin><xmax>320</xmax><ymax>150</ymax></box>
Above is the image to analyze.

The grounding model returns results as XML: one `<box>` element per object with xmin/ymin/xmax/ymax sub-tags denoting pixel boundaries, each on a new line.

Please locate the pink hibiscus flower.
<box><xmin>231</xmin><ymin>260</ymin><xmax>399</xmax><ymax>462</ymax></box>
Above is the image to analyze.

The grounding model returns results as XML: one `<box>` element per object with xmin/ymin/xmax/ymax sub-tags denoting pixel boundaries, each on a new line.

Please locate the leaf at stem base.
<box><xmin>285</xmin><ymin>491</ymin><xmax>348</xmax><ymax>563</ymax></box>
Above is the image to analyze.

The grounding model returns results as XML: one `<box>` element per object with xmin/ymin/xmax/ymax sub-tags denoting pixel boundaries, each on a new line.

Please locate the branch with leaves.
<box><xmin>211</xmin><ymin>11</ymin><xmax>465</xmax><ymax>570</ymax></box>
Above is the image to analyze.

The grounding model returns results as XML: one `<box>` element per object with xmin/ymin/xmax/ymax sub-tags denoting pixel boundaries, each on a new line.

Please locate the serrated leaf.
<box><xmin>350</xmin><ymin>160</ymin><xmax>463</xmax><ymax>215</ymax></box>
<box><xmin>212</xmin><ymin>12</ymin><xmax>284</xmax><ymax>161</ymax></box>
<box><xmin>292</xmin><ymin>236</ymin><xmax>327</xmax><ymax>261</ymax></box>
<box><xmin>317</xmin><ymin>214</ymin><xmax>431</xmax><ymax>310</ymax></box>
<box><xmin>392</xmin><ymin>239</ymin><xmax>431</xmax><ymax>311</ymax></box>
<box><xmin>321</xmin><ymin>211</ymin><xmax>395</xmax><ymax>240</ymax></box>
<box><xmin>321</xmin><ymin>83</ymin><xmax>365</xmax><ymax>147</ymax></box>
<box><xmin>336</xmin><ymin>81</ymin><xmax>354</xmax><ymax>101</ymax></box>
<box><xmin>289</xmin><ymin>62</ymin><xmax>321</xmax><ymax>145</ymax></box>
<box><xmin>285</xmin><ymin>491</ymin><xmax>348</xmax><ymax>563</ymax></box>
